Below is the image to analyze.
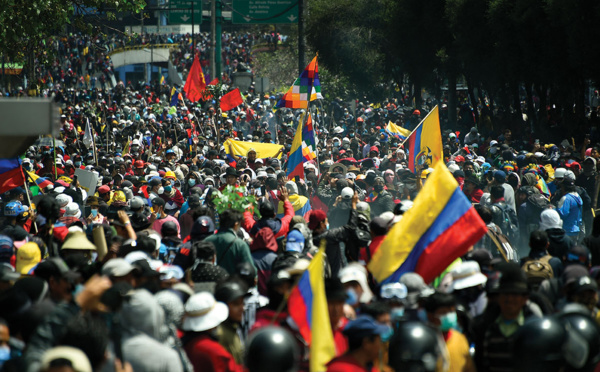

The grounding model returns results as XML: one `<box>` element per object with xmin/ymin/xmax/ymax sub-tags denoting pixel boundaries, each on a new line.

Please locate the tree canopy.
<box><xmin>0</xmin><ymin>0</ymin><xmax>145</xmax><ymax>62</ymax></box>
<box><xmin>306</xmin><ymin>0</ymin><xmax>600</xmax><ymax>130</ymax></box>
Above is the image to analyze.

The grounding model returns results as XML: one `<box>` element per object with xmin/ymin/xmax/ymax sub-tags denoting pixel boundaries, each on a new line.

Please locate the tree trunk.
<box><xmin>466</xmin><ymin>75</ymin><xmax>479</xmax><ymax>125</ymax></box>
<box><xmin>414</xmin><ymin>79</ymin><xmax>422</xmax><ymax>110</ymax></box>
<box><xmin>525</xmin><ymin>82</ymin><xmax>535</xmax><ymax>129</ymax></box>
<box><xmin>447</xmin><ymin>71</ymin><xmax>457</xmax><ymax>128</ymax></box>
<box><xmin>537</xmin><ymin>82</ymin><xmax>548</xmax><ymax>128</ymax></box>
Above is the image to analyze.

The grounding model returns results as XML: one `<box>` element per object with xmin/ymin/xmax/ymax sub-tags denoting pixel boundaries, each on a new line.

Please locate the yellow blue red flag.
<box><xmin>407</xmin><ymin>106</ymin><xmax>443</xmax><ymax>173</ymax></box>
<box><xmin>367</xmin><ymin>161</ymin><xmax>487</xmax><ymax>284</ymax></box>
<box><xmin>386</xmin><ymin>121</ymin><xmax>412</xmax><ymax>140</ymax></box>
<box><xmin>288</xmin><ymin>246</ymin><xmax>336</xmax><ymax>371</ymax></box>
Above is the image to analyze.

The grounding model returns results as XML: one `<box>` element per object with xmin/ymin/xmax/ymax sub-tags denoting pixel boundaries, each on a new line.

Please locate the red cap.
<box><xmin>98</xmin><ymin>185</ymin><xmax>110</xmax><ymax>194</ymax></box>
<box><xmin>413</xmin><ymin>109</ymin><xmax>421</xmax><ymax>115</ymax></box>
<box><xmin>454</xmin><ymin>155</ymin><xmax>465</xmax><ymax>163</ymax></box>
<box><xmin>370</xmin><ymin>146</ymin><xmax>379</xmax><ymax>153</ymax></box>
<box><xmin>308</xmin><ymin>210</ymin><xmax>327</xmax><ymax>230</ymax></box>
<box><xmin>134</xmin><ymin>160</ymin><xmax>145</xmax><ymax>168</ymax></box>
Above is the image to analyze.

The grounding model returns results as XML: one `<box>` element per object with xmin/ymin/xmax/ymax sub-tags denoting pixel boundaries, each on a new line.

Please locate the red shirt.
<box><xmin>326</xmin><ymin>354</ymin><xmax>379</xmax><ymax>372</ymax></box>
<box><xmin>183</xmin><ymin>334</ymin><xmax>243</xmax><ymax>372</ymax></box>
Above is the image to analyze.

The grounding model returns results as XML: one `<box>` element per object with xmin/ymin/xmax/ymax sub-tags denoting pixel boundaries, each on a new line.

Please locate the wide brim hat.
<box><xmin>182</xmin><ymin>293</ymin><xmax>229</xmax><ymax>332</ymax></box>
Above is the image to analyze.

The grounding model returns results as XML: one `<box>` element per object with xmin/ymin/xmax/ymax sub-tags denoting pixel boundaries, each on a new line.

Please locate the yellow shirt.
<box><xmin>446</xmin><ymin>330</ymin><xmax>476</xmax><ymax>372</ymax></box>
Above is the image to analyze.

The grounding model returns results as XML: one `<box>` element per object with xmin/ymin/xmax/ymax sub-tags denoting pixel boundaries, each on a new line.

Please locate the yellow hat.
<box><xmin>112</xmin><ymin>190</ymin><xmax>126</xmax><ymax>203</ymax></box>
<box><xmin>164</xmin><ymin>171</ymin><xmax>177</xmax><ymax>180</ymax></box>
<box><xmin>16</xmin><ymin>242</ymin><xmax>41</xmax><ymax>275</ymax></box>
<box><xmin>61</xmin><ymin>231</ymin><xmax>96</xmax><ymax>251</ymax></box>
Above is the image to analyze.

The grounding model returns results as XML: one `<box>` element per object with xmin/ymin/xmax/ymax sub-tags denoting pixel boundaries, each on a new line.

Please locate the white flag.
<box><xmin>83</xmin><ymin>119</ymin><xmax>93</xmax><ymax>148</ymax></box>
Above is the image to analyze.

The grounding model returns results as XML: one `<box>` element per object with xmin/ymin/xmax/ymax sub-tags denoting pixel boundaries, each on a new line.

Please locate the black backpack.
<box><xmin>526</xmin><ymin>193</ymin><xmax>550</xmax><ymax>233</ymax></box>
<box><xmin>345</xmin><ymin>214</ymin><xmax>372</xmax><ymax>262</ymax></box>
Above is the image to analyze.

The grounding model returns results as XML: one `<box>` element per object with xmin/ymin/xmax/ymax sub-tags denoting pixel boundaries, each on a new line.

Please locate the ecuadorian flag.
<box><xmin>386</xmin><ymin>121</ymin><xmax>411</xmax><ymax>140</ymax></box>
<box><xmin>287</xmin><ymin>118</ymin><xmax>305</xmax><ymax>179</ymax></box>
<box><xmin>368</xmin><ymin>162</ymin><xmax>487</xmax><ymax>284</ymax></box>
<box><xmin>407</xmin><ymin>106</ymin><xmax>443</xmax><ymax>173</ymax></box>
<box><xmin>288</xmin><ymin>247</ymin><xmax>336</xmax><ymax>371</ymax></box>
<box><xmin>0</xmin><ymin>158</ymin><xmax>25</xmax><ymax>194</ymax></box>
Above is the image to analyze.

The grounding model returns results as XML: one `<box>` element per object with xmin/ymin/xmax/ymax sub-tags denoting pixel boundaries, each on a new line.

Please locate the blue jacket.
<box><xmin>557</xmin><ymin>193</ymin><xmax>583</xmax><ymax>236</ymax></box>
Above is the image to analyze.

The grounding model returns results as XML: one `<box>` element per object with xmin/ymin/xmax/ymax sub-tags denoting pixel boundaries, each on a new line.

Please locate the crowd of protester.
<box><xmin>0</xmin><ymin>31</ymin><xmax>600</xmax><ymax>372</ymax></box>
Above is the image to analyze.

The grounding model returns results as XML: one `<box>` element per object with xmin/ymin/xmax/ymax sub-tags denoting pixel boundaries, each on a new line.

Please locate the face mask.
<box><xmin>74</xmin><ymin>162</ymin><xmax>81</xmax><ymax>167</ymax></box>
<box><xmin>333</xmin><ymin>142</ymin><xmax>340</xmax><ymax>148</ymax></box>
<box><xmin>380</xmin><ymin>326</ymin><xmax>394</xmax><ymax>342</ymax></box>
<box><xmin>164</xmin><ymin>185</ymin><xmax>172</xmax><ymax>193</ymax></box>
<box><xmin>72</xmin><ymin>283</ymin><xmax>85</xmax><ymax>298</ymax></box>
<box><xmin>188</xmin><ymin>179</ymin><xmax>196</xmax><ymax>186</ymax></box>
<box><xmin>91</xmin><ymin>209</ymin><xmax>98</xmax><ymax>217</ymax></box>
<box><xmin>417</xmin><ymin>308</ymin><xmax>428</xmax><ymax>323</ymax></box>
<box><xmin>0</xmin><ymin>345</ymin><xmax>10</xmax><ymax>363</ymax></box>
<box><xmin>326</xmin><ymin>223</ymin><xmax>330</xmax><ymax>230</ymax></box>
<box><xmin>157</xmin><ymin>186</ymin><xmax>164</xmax><ymax>195</ymax></box>
<box><xmin>345</xmin><ymin>288</ymin><xmax>358</xmax><ymax>306</ymax></box>
<box><xmin>390</xmin><ymin>307</ymin><xmax>405</xmax><ymax>321</ymax></box>
<box><xmin>490</xmin><ymin>147</ymin><xmax>498</xmax><ymax>155</ymax></box>
<box><xmin>439</xmin><ymin>311</ymin><xmax>458</xmax><ymax>332</ymax></box>
<box><xmin>374</xmin><ymin>184</ymin><xmax>384</xmax><ymax>193</ymax></box>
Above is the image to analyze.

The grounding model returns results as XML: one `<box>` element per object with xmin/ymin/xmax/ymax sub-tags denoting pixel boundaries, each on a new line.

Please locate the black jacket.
<box><xmin>312</xmin><ymin>209</ymin><xmax>358</xmax><ymax>277</ymax></box>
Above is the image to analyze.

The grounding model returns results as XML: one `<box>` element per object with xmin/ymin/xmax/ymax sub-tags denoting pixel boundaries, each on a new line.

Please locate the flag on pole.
<box><xmin>276</xmin><ymin>56</ymin><xmax>323</xmax><ymax>109</ymax></box>
<box><xmin>160</xmin><ymin>75</ymin><xmax>165</xmax><ymax>85</ymax></box>
<box><xmin>0</xmin><ymin>159</ymin><xmax>25</xmax><ymax>194</ymax></box>
<box><xmin>183</xmin><ymin>56</ymin><xmax>206</xmax><ymax>103</ymax></box>
<box><xmin>386</xmin><ymin>121</ymin><xmax>411</xmax><ymax>140</ymax></box>
<box><xmin>186</xmin><ymin>128</ymin><xmax>194</xmax><ymax>153</ymax></box>
<box><xmin>367</xmin><ymin>161</ymin><xmax>487</xmax><ymax>284</ymax></box>
<box><xmin>170</xmin><ymin>87</ymin><xmax>183</xmax><ymax>107</ymax></box>
<box><xmin>301</xmin><ymin>113</ymin><xmax>317</xmax><ymax>162</ymax></box>
<box><xmin>287</xmin><ymin>118</ymin><xmax>305</xmax><ymax>179</ymax></box>
<box><xmin>407</xmin><ymin>106</ymin><xmax>443</xmax><ymax>173</ymax></box>
<box><xmin>288</xmin><ymin>246</ymin><xmax>336</xmax><ymax>372</ymax></box>
<box><xmin>122</xmin><ymin>139</ymin><xmax>131</xmax><ymax>155</ymax></box>
<box><xmin>82</xmin><ymin>119</ymin><xmax>94</xmax><ymax>149</ymax></box>
<box><xmin>220</xmin><ymin>88</ymin><xmax>244</xmax><ymax>111</ymax></box>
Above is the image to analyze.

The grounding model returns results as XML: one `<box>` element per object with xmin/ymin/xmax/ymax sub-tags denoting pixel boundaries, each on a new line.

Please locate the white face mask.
<box><xmin>157</xmin><ymin>186</ymin><xmax>164</xmax><ymax>195</ymax></box>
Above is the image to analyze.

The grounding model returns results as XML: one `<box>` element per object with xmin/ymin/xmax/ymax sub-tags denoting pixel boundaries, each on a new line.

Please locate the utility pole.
<box><xmin>298</xmin><ymin>0</ymin><xmax>305</xmax><ymax>74</ymax></box>
<box><xmin>191</xmin><ymin>0</ymin><xmax>195</xmax><ymax>61</ymax></box>
<box><xmin>210</xmin><ymin>0</ymin><xmax>216</xmax><ymax>79</ymax></box>
<box><xmin>215</xmin><ymin>0</ymin><xmax>222</xmax><ymax>79</ymax></box>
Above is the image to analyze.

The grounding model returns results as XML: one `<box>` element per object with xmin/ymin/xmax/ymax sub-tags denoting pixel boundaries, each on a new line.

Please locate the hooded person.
<box><xmin>539</xmin><ymin>209</ymin><xmax>574</xmax><ymax>260</ymax></box>
<box><xmin>243</xmin><ymin>186</ymin><xmax>294</xmax><ymax>240</ymax></box>
<box><xmin>276</xmin><ymin>181</ymin><xmax>311</xmax><ymax>218</ymax></box>
<box><xmin>121</xmin><ymin>289</ymin><xmax>184</xmax><ymax>372</ymax></box>
<box><xmin>173</xmin><ymin>216</ymin><xmax>217</xmax><ymax>272</ymax></box>
<box><xmin>249</xmin><ymin>227</ymin><xmax>278</xmax><ymax>296</ymax></box>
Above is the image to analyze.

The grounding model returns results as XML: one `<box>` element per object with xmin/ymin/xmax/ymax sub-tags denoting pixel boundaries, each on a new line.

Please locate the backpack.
<box><xmin>493</xmin><ymin>203</ymin><xmax>519</xmax><ymax>241</ymax></box>
<box><xmin>525</xmin><ymin>193</ymin><xmax>550</xmax><ymax>233</ymax></box>
<box><xmin>345</xmin><ymin>214</ymin><xmax>372</xmax><ymax>262</ymax></box>
<box><xmin>485</xmin><ymin>227</ymin><xmax>519</xmax><ymax>262</ymax></box>
<box><xmin>522</xmin><ymin>255</ymin><xmax>554</xmax><ymax>288</ymax></box>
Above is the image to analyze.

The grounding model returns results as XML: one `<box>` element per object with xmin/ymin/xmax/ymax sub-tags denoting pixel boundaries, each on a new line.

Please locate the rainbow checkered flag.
<box><xmin>276</xmin><ymin>56</ymin><xmax>323</xmax><ymax>109</ymax></box>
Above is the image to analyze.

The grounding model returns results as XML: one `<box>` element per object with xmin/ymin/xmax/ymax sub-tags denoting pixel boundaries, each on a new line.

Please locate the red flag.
<box><xmin>220</xmin><ymin>88</ymin><xmax>244</xmax><ymax>111</ymax></box>
<box><xmin>183</xmin><ymin>56</ymin><xmax>206</xmax><ymax>103</ymax></box>
<box><xmin>208</xmin><ymin>78</ymin><xmax>219</xmax><ymax>85</ymax></box>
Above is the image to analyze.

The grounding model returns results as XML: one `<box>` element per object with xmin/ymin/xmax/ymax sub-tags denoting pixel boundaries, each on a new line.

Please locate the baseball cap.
<box><xmin>342</xmin><ymin>315</ymin><xmax>391</xmax><ymax>339</ymax></box>
<box><xmin>285</xmin><ymin>230</ymin><xmax>305</xmax><ymax>253</ymax></box>
<box><xmin>34</xmin><ymin>257</ymin><xmax>81</xmax><ymax>282</ymax></box>
<box><xmin>101</xmin><ymin>258</ymin><xmax>137</xmax><ymax>277</ymax></box>
<box><xmin>16</xmin><ymin>242</ymin><xmax>41</xmax><ymax>275</ymax></box>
